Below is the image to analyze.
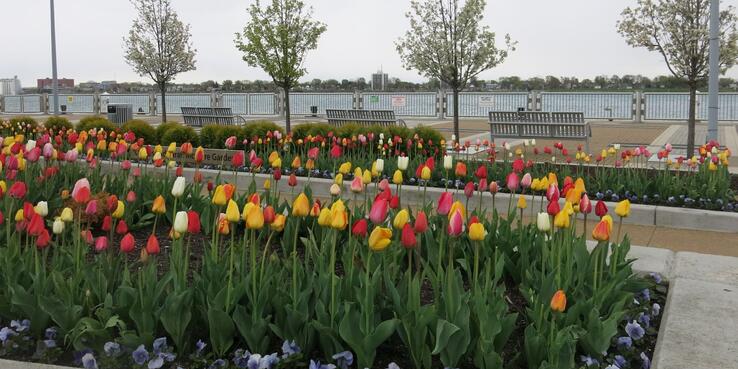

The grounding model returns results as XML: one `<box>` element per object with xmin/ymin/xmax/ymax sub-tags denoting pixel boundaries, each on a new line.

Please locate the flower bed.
<box><xmin>0</xmin><ymin>125</ymin><xmax>673</xmax><ymax>369</ymax></box>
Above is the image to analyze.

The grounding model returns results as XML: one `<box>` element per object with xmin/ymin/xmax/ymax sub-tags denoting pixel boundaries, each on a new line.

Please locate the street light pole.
<box><xmin>50</xmin><ymin>0</ymin><xmax>59</xmax><ymax>115</ymax></box>
<box><xmin>707</xmin><ymin>0</ymin><xmax>720</xmax><ymax>142</ymax></box>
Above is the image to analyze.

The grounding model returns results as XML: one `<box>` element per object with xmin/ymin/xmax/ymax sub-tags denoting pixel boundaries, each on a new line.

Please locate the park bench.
<box><xmin>488</xmin><ymin>111</ymin><xmax>591</xmax><ymax>152</ymax></box>
<box><xmin>181</xmin><ymin>107</ymin><xmax>246</xmax><ymax>127</ymax></box>
<box><xmin>326</xmin><ymin>109</ymin><xmax>407</xmax><ymax>127</ymax></box>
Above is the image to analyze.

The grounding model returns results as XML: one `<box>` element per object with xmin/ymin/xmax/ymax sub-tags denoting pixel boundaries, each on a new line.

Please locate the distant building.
<box><xmin>371</xmin><ymin>71</ymin><xmax>388</xmax><ymax>91</ymax></box>
<box><xmin>37</xmin><ymin>77</ymin><xmax>74</xmax><ymax>91</ymax></box>
<box><xmin>0</xmin><ymin>76</ymin><xmax>22</xmax><ymax>95</ymax></box>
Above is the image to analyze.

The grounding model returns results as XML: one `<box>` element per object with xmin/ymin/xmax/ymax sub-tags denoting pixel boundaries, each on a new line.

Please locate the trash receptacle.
<box><xmin>310</xmin><ymin>106</ymin><xmax>318</xmax><ymax>116</ymax></box>
<box><xmin>60</xmin><ymin>105</ymin><xmax>67</xmax><ymax>114</ymax></box>
<box><xmin>107</xmin><ymin>104</ymin><xmax>133</xmax><ymax>125</ymax></box>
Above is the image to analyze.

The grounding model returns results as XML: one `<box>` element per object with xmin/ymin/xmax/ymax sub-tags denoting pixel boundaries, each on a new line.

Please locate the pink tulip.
<box><xmin>85</xmin><ymin>200</ymin><xmax>98</xmax><ymax>215</ymax></box>
<box><xmin>350</xmin><ymin>177</ymin><xmax>363</xmax><ymax>193</ymax></box>
<box><xmin>307</xmin><ymin>147</ymin><xmax>320</xmax><ymax>160</ymax></box>
<box><xmin>378</xmin><ymin>179</ymin><xmax>390</xmax><ymax>192</ymax></box>
<box><xmin>464</xmin><ymin>182</ymin><xmax>475</xmax><ymax>198</ymax></box>
<box><xmin>506</xmin><ymin>172</ymin><xmax>519</xmax><ymax>192</ymax></box>
<box><xmin>224</xmin><ymin>136</ymin><xmax>237</xmax><ymax>149</ymax></box>
<box><xmin>580</xmin><ymin>193</ymin><xmax>592</xmax><ymax>214</ymax></box>
<box><xmin>521</xmin><ymin>173</ymin><xmax>532</xmax><ymax>189</ymax></box>
<box><xmin>437</xmin><ymin>192</ymin><xmax>453</xmax><ymax>215</ymax></box>
<box><xmin>72</xmin><ymin>178</ymin><xmax>91</xmax><ymax>200</ymax></box>
<box><xmin>479</xmin><ymin>178</ymin><xmax>487</xmax><ymax>193</ymax></box>
<box><xmin>121</xmin><ymin>160</ymin><xmax>132</xmax><ymax>170</ymax></box>
<box><xmin>95</xmin><ymin>236</ymin><xmax>109</xmax><ymax>252</ymax></box>
<box><xmin>126</xmin><ymin>191</ymin><xmax>137</xmax><ymax>203</ymax></box>
<box><xmin>65</xmin><ymin>150</ymin><xmax>78</xmax><ymax>162</ymax></box>
<box><xmin>546</xmin><ymin>184</ymin><xmax>560</xmax><ymax>202</ymax></box>
<box><xmin>665</xmin><ymin>143</ymin><xmax>673</xmax><ymax>152</ymax></box>
<box><xmin>132</xmin><ymin>168</ymin><xmax>141</xmax><ymax>177</ymax></box>
<box><xmin>369</xmin><ymin>199</ymin><xmax>389</xmax><ymax>225</ymax></box>
<box><xmin>447</xmin><ymin>209</ymin><xmax>464</xmax><ymax>236</ymax></box>
<box><xmin>489</xmin><ymin>181</ymin><xmax>498</xmax><ymax>194</ymax></box>
<box><xmin>43</xmin><ymin>143</ymin><xmax>54</xmax><ymax>159</ymax></box>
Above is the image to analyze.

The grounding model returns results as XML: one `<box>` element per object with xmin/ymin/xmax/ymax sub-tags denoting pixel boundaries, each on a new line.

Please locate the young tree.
<box><xmin>617</xmin><ymin>0</ymin><xmax>738</xmax><ymax>156</ymax></box>
<box><xmin>123</xmin><ymin>0</ymin><xmax>196</xmax><ymax>123</ymax></box>
<box><xmin>397</xmin><ymin>0</ymin><xmax>514</xmax><ymax>140</ymax></box>
<box><xmin>235</xmin><ymin>0</ymin><xmax>326</xmax><ymax>133</ymax></box>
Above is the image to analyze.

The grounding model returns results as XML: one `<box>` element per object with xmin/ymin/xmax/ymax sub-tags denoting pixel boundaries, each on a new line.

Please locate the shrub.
<box><xmin>155</xmin><ymin>122</ymin><xmax>182</xmax><ymax>144</ymax></box>
<box><xmin>200</xmin><ymin>125</ymin><xmax>223</xmax><ymax>148</ymax></box>
<box><xmin>413</xmin><ymin>125</ymin><xmax>444</xmax><ymax>146</ymax></box>
<box><xmin>291</xmin><ymin>122</ymin><xmax>334</xmax><ymax>140</ymax></box>
<box><xmin>120</xmin><ymin>119</ymin><xmax>157</xmax><ymax>145</ymax></box>
<box><xmin>43</xmin><ymin>116</ymin><xmax>73</xmax><ymax>133</ymax></box>
<box><xmin>243</xmin><ymin>120</ymin><xmax>284</xmax><ymax>139</ymax></box>
<box><xmin>161</xmin><ymin>126</ymin><xmax>199</xmax><ymax>146</ymax></box>
<box><xmin>387</xmin><ymin>125</ymin><xmax>412</xmax><ymax>140</ymax></box>
<box><xmin>77</xmin><ymin>116</ymin><xmax>116</xmax><ymax>132</ymax></box>
<box><xmin>7</xmin><ymin>116</ymin><xmax>39</xmax><ymax>136</ymax></box>
<box><xmin>216</xmin><ymin>125</ymin><xmax>245</xmax><ymax>150</ymax></box>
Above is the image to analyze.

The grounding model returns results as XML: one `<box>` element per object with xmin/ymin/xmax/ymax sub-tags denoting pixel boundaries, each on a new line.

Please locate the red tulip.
<box><xmin>546</xmin><ymin>184</ymin><xmax>560</xmax><ymax>202</ymax></box>
<box><xmin>263</xmin><ymin>206</ymin><xmax>276</xmax><ymax>224</ymax></box>
<box><xmin>389</xmin><ymin>195</ymin><xmax>400</xmax><ymax>209</ymax></box>
<box><xmin>95</xmin><ymin>236</ymin><xmax>109</xmax><ymax>252</ymax></box>
<box><xmin>146</xmin><ymin>234</ymin><xmax>160</xmax><ymax>255</ymax></box>
<box><xmin>36</xmin><ymin>229</ymin><xmax>51</xmax><ymax>249</ymax></box>
<box><xmin>464</xmin><ymin>182</ymin><xmax>475</xmax><ymax>198</ymax></box>
<box><xmin>288</xmin><ymin>173</ymin><xmax>298</xmax><ymax>187</ymax></box>
<box><xmin>187</xmin><ymin>211</ymin><xmax>201</xmax><ymax>233</ymax></box>
<box><xmin>468</xmin><ymin>215</ymin><xmax>480</xmax><ymax>225</ymax></box>
<box><xmin>512</xmin><ymin>158</ymin><xmax>524</xmax><ymax>173</ymax></box>
<box><xmin>369</xmin><ymin>199</ymin><xmax>389</xmax><ymax>225</ymax></box>
<box><xmin>82</xmin><ymin>230</ymin><xmax>94</xmax><ymax>245</ymax></box>
<box><xmin>120</xmin><ymin>233</ymin><xmax>135</xmax><ymax>253</ymax></box>
<box><xmin>176</xmin><ymin>166</ymin><xmax>183</xmax><ymax>177</ymax></box>
<box><xmin>330</xmin><ymin>145</ymin><xmax>342</xmax><ymax>159</ymax></box>
<box><xmin>126</xmin><ymin>190</ymin><xmax>137</xmax><ymax>203</ymax></box>
<box><xmin>85</xmin><ymin>200</ymin><xmax>98</xmax><ymax>215</ymax></box>
<box><xmin>107</xmin><ymin>195</ymin><xmax>118</xmax><ymax>212</ymax></box>
<box><xmin>489</xmin><ymin>181</ymin><xmax>499</xmax><ymax>194</ymax></box>
<box><xmin>116</xmin><ymin>220</ymin><xmax>129</xmax><ymax>235</ymax></box>
<box><xmin>9</xmin><ymin>182</ymin><xmax>27</xmax><ymax>199</ymax></box>
<box><xmin>547</xmin><ymin>201</ymin><xmax>560</xmax><ymax>216</ymax></box>
<box><xmin>437</xmin><ymin>192</ymin><xmax>453</xmax><ymax>215</ymax></box>
<box><xmin>23</xmin><ymin>202</ymin><xmax>34</xmax><ymax>221</ymax></box>
<box><xmin>474</xmin><ymin>165</ymin><xmax>487</xmax><ymax>179</ymax></box>
<box><xmin>478</xmin><ymin>178</ymin><xmax>487</xmax><ymax>193</ymax></box>
<box><xmin>27</xmin><ymin>214</ymin><xmax>45</xmax><ymax>237</ymax></box>
<box><xmin>414</xmin><ymin>211</ymin><xmax>428</xmax><ymax>233</ymax></box>
<box><xmin>352</xmin><ymin>218</ymin><xmax>368</xmax><ymax>238</ymax></box>
<box><xmin>447</xmin><ymin>209</ymin><xmax>464</xmax><ymax>236</ymax></box>
<box><xmin>101</xmin><ymin>215</ymin><xmax>112</xmax><ymax>232</ymax></box>
<box><xmin>307</xmin><ymin>147</ymin><xmax>320</xmax><ymax>160</ymax></box>
<box><xmin>401</xmin><ymin>223</ymin><xmax>417</xmax><ymax>249</ymax></box>
<box><xmin>424</xmin><ymin>157</ymin><xmax>435</xmax><ymax>171</ymax></box>
<box><xmin>595</xmin><ymin>200</ymin><xmax>608</xmax><ymax>217</ymax></box>
<box><xmin>232</xmin><ymin>151</ymin><xmax>244</xmax><ymax>167</ymax></box>
<box><xmin>273</xmin><ymin>168</ymin><xmax>282</xmax><ymax>181</ymax></box>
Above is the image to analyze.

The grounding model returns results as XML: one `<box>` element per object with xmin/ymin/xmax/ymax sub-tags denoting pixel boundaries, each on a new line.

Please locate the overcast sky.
<box><xmin>4</xmin><ymin>0</ymin><xmax>738</xmax><ymax>87</ymax></box>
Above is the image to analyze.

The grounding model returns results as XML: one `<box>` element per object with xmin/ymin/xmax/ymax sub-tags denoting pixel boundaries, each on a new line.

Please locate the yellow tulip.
<box><xmin>152</xmin><ymin>195</ymin><xmax>166</xmax><ymax>214</ymax></box>
<box><xmin>271</xmin><ymin>214</ymin><xmax>287</xmax><ymax>232</ymax></box>
<box><xmin>318</xmin><ymin>208</ymin><xmax>331</xmax><ymax>226</ymax></box>
<box><xmin>393</xmin><ymin>209</ymin><xmax>410</xmax><ymax>230</ymax></box>
<box><xmin>112</xmin><ymin>200</ymin><xmax>125</xmax><ymax>219</ymax></box>
<box><xmin>272</xmin><ymin>158</ymin><xmax>282</xmax><ymax>169</ymax></box>
<box><xmin>563</xmin><ymin>201</ymin><xmax>574</xmax><ymax>215</ymax></box>
<box><xmin>225</xmin><ymin>200</ymin><xmax>240</xmax><ymax>222</ymax></box>
<box><xmin>517</xmin><ymin>195</ymin><xmax>527</xmax><ymax>209</ymax></box>
<box><xmin>330</xmin><ymin>206</ymin><xmax>348</xmax><ymax>231</ymax></box>
<box><xmin>292</xmin><ymin>193</ymin><xmax>310</xmax><ymax>217</ymax></box>
<box><xmin>362</xmin><ymin>169</ymin><xmax>372</xmax><ymax>185</ymax></box>
<box><xmin>392</xmin><ymin>170</ymin><xmax>403</xmax><ymax>185</ymax></box>
<box><xmin>448</xmin><ymin>201</ymin><xmax>466</xmax><ymax>220</ymax></box>
<box><xmin>264</xmin><ymin>179</ymin><xmax>271</xmax><ymax>190</ymax></box>
<box><xmin>334</xmin><ymin>173</ymin><xmax>343</xmax><ymax>186</ymax></box>
<box><xmin>368</xmin><ymin>227</ymin><xmax>393</xmax><ymax>251</ymax></box>
<box><xmin>421</xmin><ymin>166</ymin><xmax>431</xmax><ymax>180</ymax></box>
<box><xmin>574</xmin><ymin>178</ymin><xmax>586</xmax><ymax>193</ymax></box>
<box><xmin>554</xmin><ymin>210</ymin><xmax>570</xmax><ymax>229</ymax></box>
<box><xmin>14</xmin><ymin>209</ymin><xmax>24</xmax><ymax>222</ymax></box>
<box><xmin>138</xmin><ymin>147</ymin><xmax>148</xmax><ymax>160</ymax></box>
<box><xmin>212</xmin><ymin>185</ymin><xmax>227</xmax><ymax>206</ymax></box>
<box><xmin>615</xmin><ymin>199</ymin><xmax>631</xmax><ymax>218</ymax></box>
<box><xmin>245</xmin><ymin>204</ymin><xmax>264</xmax><ymax>230</ymax></box>
<box><xmin>468</xmin><ymin>222</ymin><xmax>486</xmax><ymax>241</ymax></box>
<box><xmin>338</xmin><ymin>162</ymin><xmax>352</xmax><ymax>175</ymax></box>
<box><xmin>268</xmin><ymin>151</ymin><xmax>280</xmax><ymax>164</ymax></box>
<box><xmin>60</xmin><ymin>207</ymin><xmax>74</xmax><ymax>222</ymax></box>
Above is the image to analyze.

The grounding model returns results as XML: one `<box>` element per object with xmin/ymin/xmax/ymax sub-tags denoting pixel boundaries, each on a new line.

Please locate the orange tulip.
<box><xmin>592</xmin><ymin>219</ymin><xmax>610</xmax><ymax>242</ymax></box>
<box><xmin>151</xmin><ymin>195</ymin><xmax>166</xmax><ymax>214</ymax></box>
<box><xmin>550</xmin><ymin>290</ymin><xmax>567</xmax><ymax>312</ymax></box>
<box><xmin>454</xmin><ymin>162</ymin><xmax>467</xmax><ymax>177</ymax></box>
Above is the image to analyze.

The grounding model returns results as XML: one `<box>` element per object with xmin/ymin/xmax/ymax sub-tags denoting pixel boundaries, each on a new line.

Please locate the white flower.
<box><xmin>375</xmin><ymin>159</ymin><xmax>384</xmax><ymax>172</ymax></box>
<box><xmin>524</xmin><ymin>139</ymin><xmax>530</xmax><ymax>147</ymax></box>
<box><xmin>34</xmin><ymin>201</ymin><xmax>48</xmax><ymax>217</ymax></box>
<box><xmin>531</xmin><ymin>139</ymin><xmax>536</xmax><ymax>146</ymax></box>
<box><xmin>536</xmin><ymin>212</ymin><xmax>551</xmax><ymax>231</ymax></box>
<box><xmin>173</xmin><ymin>211</ymin><xmax>189</xmax><ymax>233</ymax></box>
<box><xmin>551</xmin><ymin>156</ymin><xmax>556</xmax><ymax>162</ymax></box>
<box><xmin>25</xmin><ymin>140</ymin><xmax>37</xmax><ymax>152</ymax></box>
<box><xmin>171</xmin><ymin>176</ymin><xmax>186</xmax><ymax>198</ymax></box>
<box><xmin>443</xmin><ymin>155</ymin><xmax>453</xmax><ymax>170</ymax></box>
<box><xmin>504</xmin><ymin>142</ymin><xmax>511</xmax><ymax>150</ymax></box>
<box><xmin>330</xmin><ymin>184</ymin><xmax>341</xmax><ymax>196</ymax></box>
<box><xmin>397</xmin><ymin>156</ymin><xmax>409</xmax><ymax>171</ymax></box>
<box><xmin>52</xmin><ymin>218</ymin><xmax>65</xmax><ymax>235</ymax></box>
<box><xmin>614</xmin><ymin>143</ymin><xmax>621</xmax><ymax>150</ymax></box>
<box><xmin>451</xmin><ymin>134</ymin><xmax>457</xmax><ymax>142</ymax></box>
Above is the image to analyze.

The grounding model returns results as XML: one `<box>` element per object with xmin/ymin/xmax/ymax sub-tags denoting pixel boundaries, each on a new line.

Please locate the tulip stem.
<box><xmin>291</xmin><ymin>218</ymin><xmax>301</xmax><ymax>304</ymax></box>
<box><xmin>226</xmin><ymin>229</ymin><xmax>236</xmax><ymax>312</ymax></box>
<box><xmin>329</xmin><ymin>230</ymin><xmax>337</xmax><ymax>329</ymax></box>
<box><xmin>473</xmin><ymin>241</ymin><xmax>479</xmax><ymax>291</ymax></box>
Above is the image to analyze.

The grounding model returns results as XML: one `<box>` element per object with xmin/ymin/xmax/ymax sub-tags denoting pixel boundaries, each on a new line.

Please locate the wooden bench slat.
<box><xmin>488</xmin><ymin>111</ymin><xmax>590</xmax><ymax>152</ymax></box>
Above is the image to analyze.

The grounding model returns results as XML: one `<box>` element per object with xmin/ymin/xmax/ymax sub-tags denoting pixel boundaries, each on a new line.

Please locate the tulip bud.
<box><xmin>401</xmin><ymin>223</ymin><xmax>417</xmax><ymax>248</ymax></box>
<box><xmin>330</xmin><ymin>183</ymin><xmax>342</xmax><ymax>196</ymax></box>
<box><xmin>171</xmin><ymin>176</ymin><xmax>186</xmax><ymax>198</ymax></box>
<box><xmin>34</xmin><ymin>201</ymin><xmax>48</xmax><ymax>217</ymax></box>
<box><xmin>464</xmin><ymin>182</ymin><xmax>475</xmax><ymax>198</ymax></box>
<box><xmin>95</xmin><ymin>236</ymin><xmax>109</xmax><ymax>252</ymax></box>
<box><xmin>52</xmin><ymin>218</ymin><xmax>65</xmax><ymax>234</ymax></box>
<box><xmin>174</xmin><ymin>211</ymin><xmax>189</xmax><ymax>234</ymax></box>
<box><xmin>550</xmin><ymin>290</ymin><xmax>567</xmax><ymax>312</ymax></box>
<box><xmin>443</xmin><ymin>155</ymin><xmax>453</xmax><ymax>170</ymax></box>
<box><xmin>375</xmin><ymin>159</ymin><xmax>384</xmax><ymax>173</ymax></box>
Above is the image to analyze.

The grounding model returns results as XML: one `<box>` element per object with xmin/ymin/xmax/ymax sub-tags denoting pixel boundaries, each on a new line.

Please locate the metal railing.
<box><xmin>4</xmin><ymin>90</ymin><xmax>738</xmax><ymax>122</ymax></box>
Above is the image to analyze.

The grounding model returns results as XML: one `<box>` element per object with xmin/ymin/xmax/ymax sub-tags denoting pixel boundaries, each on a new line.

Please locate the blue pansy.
<box><xmin>10</xmin><ymin>320</ymin><xmax>30</xmax><ymax>333</ymax></box>
<box><xmin>626</xmin><ymin>321</ymin><xmax>645</xmax><ymax>340</ymax></box>
<box><xmin>640</xmin><ymin>289</ymin><xmax>651</xmax><ymax>301</ymax></box>
<box><xmin>281</xmin><ymin>339</ymin><xmax>300</xmax><ymax>358</ymax></box>
<box><xmin>132</xmin><ymin>344</ymin><xmax>150</xmax><ymax>365</ymax></box>
<box><xmin>580</xmin><ymin>355</ymin><xmax>599</xmax><ymax>367</ymax></box>
<box><xmin>640</xmin><ymin>352</ymin><xmax>651</xmax><ymax>369</ymax></box>
<box><xmin>0</xmin><ymin>327</ymin><xmax>17</xmax><ymax>342</ymax></box>
<box><xmin>104</xmin><ymin>342</ymin><xmax>121</xmax><ymax>357</ymax></box>
<box><xmin>43</xmin><ymin>339</ymin><xmax>57</xmax><ymax>348</ymax></box>
<box><xmin>649</xmin><ymin>272</ymin><xmax>662</xmax><ymax>284</ymax></box>
<box><xmin>74</xmin><ymin>348</ymin><xmax>94</xmax><ymax>366</ymax></box>
<box><xmin>81</xmin><ymin>353</ymin><xmax>98</xmax><ymax>369</ymax></box>
<box><xmin>332</xmin><ymin>351</ymin><xmax>353</xmax><ymax>369</ymax></box>
<box><xmin>614</xmin><ymin>354</ymin><xmax>627</xmax><ymax>368</ymax></box>
<box><xmin>387</xmin><ymin>363</ymin><xmax>401</xmax><ymax>369</ymax></box>
<box><xmin>247</xmin><ymin>353</ymin><xmax>262</xmax><ymax>369</ymax></box>
<box><xmin>152</xmin><ymin>337</ymin><xmax>168</xmax><ymax>354</ymax></box>
<box><xmin>638</xmin><ymin>313</ymin><xmax>651</xmax><ymax>328</ymax></box>
<box><xmin>232</xmin><ymin>348</ymin><xmax>251</xmax><ymax>368</ymax></box>
<box><xmin>652</xmin><ymin>303</ymin><xmax>661</xmax><ymax>317</ymax></box>
<box><xmin>209</xmin><ymin>359</ymin><xmax>227</xmax><ymax>369</ymax></box>
<box><xmin>148</xmin><ymin>356</ymin><xmax>164</xmax><ymax>369</ymax></box>
<box><xmin>195</xmin><ymin>339</ymin><xmax>207</xmax><ymax>356</ymax></box>
<box><xmin>606</xmin><ymin>366</ymin><xmax>620</xmax><ymax>369</ymax></box>
<box><xmin>617</xmin><ymin>336</ymin><xmax>632</xmax><ymax>349</ymax></box>
<box><xmin>45</xmin><ymin>327</ymin><xmax>57</xmax><ymax>340</ymax></box>
<box><xmin>309</xmin><ymin>360</ymin><xmax>337</xmax><ymax>369</ymax></box>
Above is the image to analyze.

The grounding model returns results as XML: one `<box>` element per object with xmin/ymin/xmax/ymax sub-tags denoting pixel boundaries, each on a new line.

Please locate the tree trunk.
<box><xmin>160</xmin><ymin>82</ymin><xmax>167</xmax><ymax>123</ymax></box>
<box><xmin>452</xmin><ymin>88</ymin><xmax>460</xmax><ymax>142</ymax></box>
<box><xmin>284</xmin><ymin>87</ymin><xmax>291</xmax><ymax>133</ymax></box>
<box><xmin>687</xmin><ymin>83</ymin><xmax>697</xmax><ymax>158</ymax></box>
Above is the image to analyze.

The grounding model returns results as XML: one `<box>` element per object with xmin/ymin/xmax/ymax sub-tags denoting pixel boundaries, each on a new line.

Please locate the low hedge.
<box><xmin>155</xmin><ymin>122</ymin><xmax>182</xmax><ymax>144</ymax></box>
<box><xmin>6</xmin><ymin>116</ymin><xmax>39</xmax><ymax>136</ymax></box>
<box><xmin>160</xmin><ymin>125</ymin><xmax>199</xmax><ymax>146</ymax></box>
<box><xmin>121</xmin><ymin>119</ymin><xmax>156</xmax><ymax>144</ymax></box>
<box><xmin>43</xmin><ymin>116</ymin><xmax>73</xmax><ymax>133</ymax></box>
<box><xmin>76</xmin><ymin>116</ymin><xmax>116</xmax><ymax>132</ymax></box>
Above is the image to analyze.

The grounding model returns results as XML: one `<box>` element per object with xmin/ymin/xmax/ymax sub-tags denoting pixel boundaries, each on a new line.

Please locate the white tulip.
<box><xmin>330</xmin><ymin>183</ymin><xmax>342</xmax><ymax>196</ymax></box>
<box><xmin>397</xmin><ymin>156</ymin><xmax>409</xmax><ymax>171</ymax></box>
<box><xmin>536</xmin><ymin>212</ymin><xmax>551</xmax><ymax>232</ymax></box>
<box><xmin>711</xmin><ymin>146</ymin><xmax>718</xmax><ymax>154</ymax></box>
<box><xmin>171</xmin><ymin>176</ymin><xmax>186</xmax><ymax>198</ymax></box>
<box><xmin>614</xmin><ymin>143</ymin><xmax>621</xmax><ymax>150</ymax></box>
<box><xmin>375</xmin><ymin>159</ymin><xmax>384</xmax><ymax>172</ymax></box>
<box><xmin>174</xmin><ymin>211</ymin><xmax>189</xmax><ymax>233</ymax></box>
<box><xmin>52</xmin><ymin>218</ymin><xmax>65</xmax><ymax>235</ymax></box>
<box><xmin>35</xmin><ymin>201</ymin><xmax>48</xmax><ymax>217</ymax></box>
<box><xmin>524</xmin><ymin>139</ymin><xmax>530</xmax><ymax>147</ymax></box>
<box><xmin>25</xmin><ymin>140</ymin><xmax>37</xmax><ymax>152</ymax></box>
<box><xmin>378</xmin><ymin>139</ymin><xmax>384</xmax><ymax>146</ymax></box>
<box><xmin>443</xmin><ymin>155</ymin><xmax>453</xmax><ymax>170</ymax></box>
<box><xmin>504</xmin><ymin>142</ymin><xmax>511</xmax><ymax>150</ymax></box>
<box><xmin>451</xmin><ymin>134</ymin><xmax>457</xmax><ymax>142</ymax></box>
<box><xmin>379</xmin><ymin>133</ymin><xmax>385</xmax><ymax>140</ymax></box>
<box><xmin>531</xmin><ymin>139</ymin><xmax>536</xmax><ymax>146</ymax></box>
<box><xmin>551</xmin><ymin>156</ymin><xmax>556</xmax><ymax>162</ymax></box>
<box><xmin>168</xmin><ymin>160</ymin><xmax>177</xmax><ymax>169</ymax></box>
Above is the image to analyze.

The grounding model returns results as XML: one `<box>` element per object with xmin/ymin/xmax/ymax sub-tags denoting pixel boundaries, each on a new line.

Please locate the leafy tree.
<box><xmin>235</xmin><ymin>0</ymin><xmax>326</xmax><ymax>133</ymax></box>
<box><xmin>123</xmin><ymin>0</ymin><xmax>196</xmax><ymax>122</ymax></box>
<box><xmin>397</xmin><ymin>0</ymin><xmax>515</xmax><ymax>140</ymax></box>
<box><xmin>617</xmin><ymin>0</ymin><xmax>738</xmax><ymax>155</ymax></box>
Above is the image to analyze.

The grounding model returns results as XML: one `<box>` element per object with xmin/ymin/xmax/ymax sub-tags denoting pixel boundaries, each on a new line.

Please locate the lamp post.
<box><xmin>50</xmin><ymin>0</ymin><xmax>59</xmax><ymax>115</ymax></box>
<box><xmin>707</xmin><ymin>0</ymin><xmax>720</xmax><ymax>142</ymax></box>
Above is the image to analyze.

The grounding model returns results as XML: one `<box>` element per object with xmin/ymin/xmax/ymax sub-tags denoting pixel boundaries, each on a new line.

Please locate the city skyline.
<box><xmin>4</xmin><ymin>0</ymin><xmax>738</xmax><ymax>86</ymax></box>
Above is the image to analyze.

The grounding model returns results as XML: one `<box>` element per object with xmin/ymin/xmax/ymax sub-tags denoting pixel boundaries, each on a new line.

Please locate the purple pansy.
<box><xmin>625</xmin><ymin>321</ymin><xmax>645</xmax><ymax>340</ymax></box>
